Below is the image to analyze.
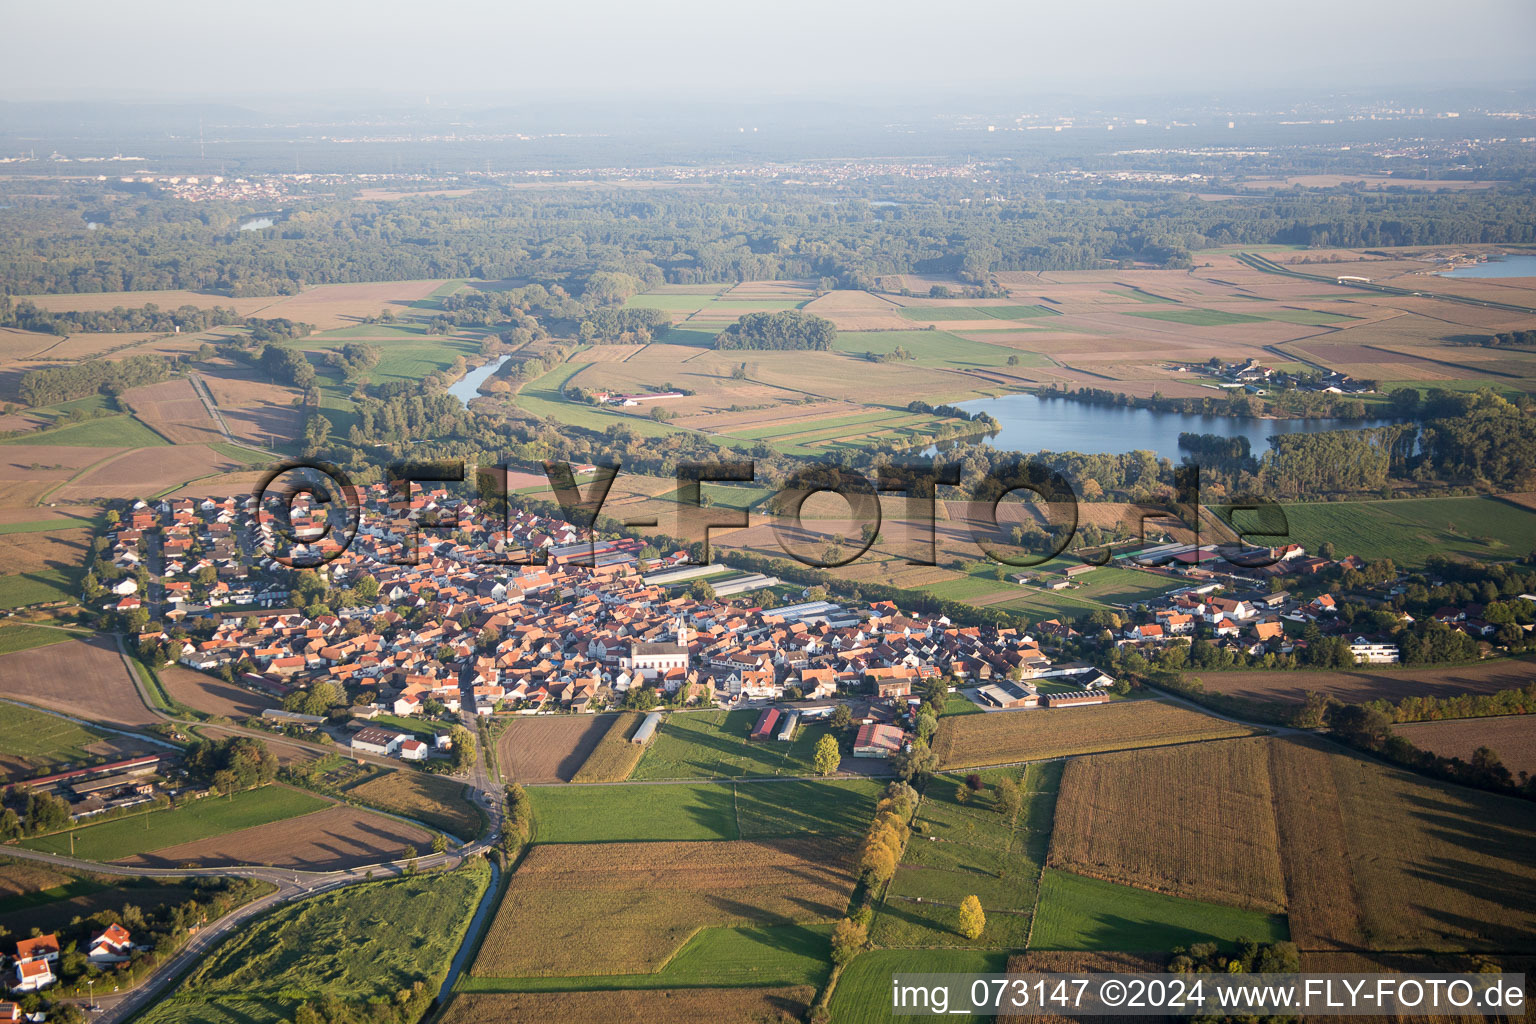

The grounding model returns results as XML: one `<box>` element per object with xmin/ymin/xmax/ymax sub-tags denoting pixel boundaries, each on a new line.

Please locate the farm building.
<box><xmin>976</xmin><ymin>680</ymin><xmax>1038</xmax><ymax>709</ymax></box>
<box><xmin>1042</xmin><ymin>691</ymin><xmax>1111</xmax><ymax>708</ymax></box>
<box><xmin>853</xmin><ymin>723</ymin><xmax>905</xmax><ymax>758</ymax></box>
<box><xmin>351</xmin><ymin>727</ymin><xmax>406</xmax><ymax>756</ymax></box>
<box><xmin>23</xmin><ymin>756</ymin><xmax>160</xmax><ymax>796</ymax></box>
<box><xmin>750</xmin><ymin>708</ymin><xmax>782</xmax><ymax>740</ymax></box>
<box><xmin>632</xmin><ymin>711</ymin><xmax>663</xmax><ymax>745</ymax></box>
<box><xmin>712</xmin><ymin>572</ymin><xmax>781</xmax><ymax>597</ymax></box>
<box><xmin>1062</xmin><ymin>563</ymin><xmax>1097</xmax><ymax>579</ymax></box>
<box><xmin>776</xmin><ymin>709</ymin><xmax>801</xmax><ymax>741</ymax></box>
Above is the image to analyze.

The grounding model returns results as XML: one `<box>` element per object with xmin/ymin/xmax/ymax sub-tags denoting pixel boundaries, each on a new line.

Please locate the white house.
<box><xmin>399</xmin><ymin>738</ymin><xmax>429</xmax><ymax>761</ymax></box>
<box><xmin>88</xmin><ymin>923</ymin><xmax>133</xmax><ymax>965</ymax></box>
<box><xmin>1348</xmin><ymin>637</ymin><xmax>1400</xmax><ymax>665</ymax></box>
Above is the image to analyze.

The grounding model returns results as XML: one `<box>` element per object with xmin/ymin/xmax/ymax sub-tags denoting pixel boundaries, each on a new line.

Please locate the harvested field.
<box><xmin>1393</xmin><ymin>715</ymin><xmax>1536</xmax><ymax>780</ymax></box>
<box><xmin>346</xmin><ymin>770</ymin><xmax>481</xmax><ymax>839</ymax></box>
<box><xmin>1197</xmin><ymin>656</ymin><xmax>1536</xmax><ymax>709</ymax></box>
<box><xmin>1048</xmin><ymin>738</ymin><xmax>1287</xmax><ymax>912</ymax></box>
<box><xmin>496</xmin><ymin>714</ymin><xmax>612</xmax><ymax>783</ymax></box>
<box><xmin>197</xmin><ymin>364</ymin><xmax>304</xmax><ymax>447</ymax></box>
<box><xmin>113</xmin><ymin>804</ymin><xmax>436</xmax><ymax>872</ymax></box>
<box><xmin>997</xmin><ymin>952</ymin><xmax>1166</xmax><ymax>1024</ymax></box>
<box><xmin>929</xmin><ymin>700</ymin><xmax>1257</xmax><ymax>770</ymax></box>
<box><xmin>800</xmin><ymin>289</ymin><xmax>908</xmax><ymax>331</ymax></box>
<box><xmin>237</xmin><ymin>280</ymin><xmax>449</xmax><ymax>331</ymax></box>
<box><xmin>569</xmin><ymin>712</ymin><xmax>646</xmax><ymax>783</ymax></box>
<box><xmin>52</xmin><ymin>443</ymin><xmax>247</xmax><ymax>501</ymax></box>
<box><xmin>0</xmin><ymin>861</ymin><xmax>74</xmax><ymax>901</ymax></box>
<box><xmin>472</xmin><ymin>839</ymin><xmax>855</xmax><ymax>977</ymax></box>
<box><xmin>121</xmin><ymin>377</ymin><xmax>224</xmax><ymax>444</ymax></box>
<box><xmin>0</xmin><ymin>636</ymin><xmax>158</xmax><ymax>728</ymax></box>
<box><xmin>158</xmin><ymin>664</ymin><xmax>278</xmax><ymax>719</ymax></box>
<box><xmin>440</xmin><ymin>987</ymin><xmax>815</xmax><ymax>1024</ymax></box>
<box><xmin>0</xmin><ymin>514</ymin><xmax>91</xmax><ymax>578</ymax></box>
<box><xmin>1267</xmin><ymin>735</ymin><xmax>1536</xmax><ymax>952</ymax></box>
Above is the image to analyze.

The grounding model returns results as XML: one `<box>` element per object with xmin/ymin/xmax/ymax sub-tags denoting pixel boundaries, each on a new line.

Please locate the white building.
<box><xmin>1349</xmin><ymin>638</ymin><xmax>1400</xmax><ymax>665</ymax></box>
<box><xmin>351</xmin><ymin>727</ymin><xmax>405</xmax><ymax>756</ymax></box>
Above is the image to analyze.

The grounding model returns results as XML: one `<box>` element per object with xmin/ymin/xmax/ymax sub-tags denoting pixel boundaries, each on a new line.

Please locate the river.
<box><xmin>447</xmin><ymin>355</ymin><xmax>511</xmax><ymax>406</ymax></box>
<box><xmin>932</xmin><ymin>392</ymin><xmax>1397</xmax><ymax>460</ymax></box>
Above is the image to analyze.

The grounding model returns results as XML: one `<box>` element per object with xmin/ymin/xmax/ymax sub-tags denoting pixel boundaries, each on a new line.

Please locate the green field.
<box><xmin>1030</xmin><ymin>869</ymin><xmax>1289</xmax><ymax>951</ymax></box>
<box><xmin>527</xmin><ymin>778</ymin><xmax>880</xmax><ymax>843</ymax></box>
<box><xmin>0</xmin><ymin>570</ymin><xmax>79</xmax><ymax>609</ymax></box>
<box><xmin>3</xmin><ymin>414</ymin><xmax>169</xmax><ymax>447</ymax></box>
<box><xmin>138</xmin><ymin>860</ymin><xmax>489</xmax><ymax>1024</ymax></box>
<box><xmin>734</xmin><ymin>778</ymin><xmax>882</xmax><ymax>838</ymax></box>
<box><xmin>0</xmin><ymin>623</ymin><xmax>78</xmax><ymax>654</ymax></box>
<box><xmin>0</xmin><ymin>519</ymin><xmax>85</xmax><ymax>535</ymax></box>
<box><xmin>21</xmin><ymin>786</ymin><xmax>330</xmax><ymax>861</ymax></box>
<box><xmin>871</xmin><ymin>762</ymin><xmax>1060</xmax><ymax>949</ymax></box>
<box><xmin>0</xmin><ymin>702</ymin><xmax>112</xmax><ymax>780</ymax></box>
<box><xmin>629</xmin><ymin>709</ymin><xmax>838</xmax><ymax>780</ymax></box>
<box><xmin>830</xmin><ymin>949</ymin><xmax>1009</xmax><ymax>1024</ymax></box>
<box><xmin>459</xmin><ymin>923</ymin><xmax>831</xmax><ymax>992</ymax></box>
<box><xmin>208</xmin><ymin>443</ymin><xmax>272</xmax><ymax>466</ymax></box>
<box><xmin>513</xmin><ymin>358</ymin><xmax>679</xmax><ymax>438</ymax></box>
<box><xmin>369</xmin><ymin>713</ymin><xmax>451</xmax><ymax>738</ymax></box>
<box><xmin>303</xmin><ymin>330</ymin><xmax>481</xmax><ymax>383</ymax></box>
<box><xmin>1126</xmin><ymin>308</ymin><xmax>1269</xmax><ymax>327</ymax></box>
<box><xmin>832</xmin><ymin>329</ymin><xmax>1023</xmax><ymax>369</ymax></box>
<box><xmin>1223</xmin><ymin>494</ymin><xmax>1536</xmax><ymax>566</ymax></box>
<box><xmin>528</xmin><ymin>782</ymin><xmax>737</xmax><ymax>842</ymax></box>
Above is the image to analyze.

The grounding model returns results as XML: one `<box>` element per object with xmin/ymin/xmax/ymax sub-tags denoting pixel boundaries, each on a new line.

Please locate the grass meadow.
<box><xmin>1029</xmin><ymin>869</ymin><xmax>1289</xmax><ymax>950</ymax></box>
<box><xmin>525</xmin><ymin>778</ymin><xmax>880</xmax><ymax>844</ymax></box>
<box><xmin>0</xmin><ymin>702</ymin><xmax>111</xmax><ymax>778</ymax></box>
<box><xmin>629</xmin><ymin>709</ymin><xmax>835</xmax><ymax>780</ymax></box>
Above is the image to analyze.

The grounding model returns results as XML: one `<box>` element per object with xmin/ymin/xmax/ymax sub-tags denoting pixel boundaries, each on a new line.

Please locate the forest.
<box><xmin>4</xmin><ymin>183</ymin><xmax>1536</xmax><ymax>297</ymax></box>
<box><xmin>18</xmin><ymin>352</ymin><xmax>175</xmax><ymax>406</ymax></box>
<box><xmin>714</xmin><ymin>310</ymin><xmax>836</xmax><ymax>351</ymax></box>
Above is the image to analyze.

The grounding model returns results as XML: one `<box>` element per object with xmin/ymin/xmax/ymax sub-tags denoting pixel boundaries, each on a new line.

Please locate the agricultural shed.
<box><xmin>750</xmin><ymin>707</ymin><xmax>781</xmax><ymax>740</ymax></box>
<box><xmin>632</xmin><ymin>711</ymin><xmax>663</xmax><ymax>745</ymax></box>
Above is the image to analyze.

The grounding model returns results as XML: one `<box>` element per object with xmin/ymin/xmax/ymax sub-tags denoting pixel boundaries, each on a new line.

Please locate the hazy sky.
<box><xmin>3</xmin><ymin>0</ymin><xmax>1533</xmax><ymax>104</ymax></box>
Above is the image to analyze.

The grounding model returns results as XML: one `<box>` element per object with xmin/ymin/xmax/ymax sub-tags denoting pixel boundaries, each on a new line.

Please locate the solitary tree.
<box><xmin>812</xmin><ymin>734</ymin><xmax>841</xmax><ymax>776</ymax></box>
<box><xmin>957</xmin><ymin>894</ymin><xmax>986</xmax><ymax>939</ymax></box>
<box><xmin>830</xmin><ymin>917</ymin><xmax>867</xmax><ymax>965</ymax></box>
<box><xmin>993</xmin><ymin>776</ymin><xmax>1023</xmax><ymax>819</ymax></box>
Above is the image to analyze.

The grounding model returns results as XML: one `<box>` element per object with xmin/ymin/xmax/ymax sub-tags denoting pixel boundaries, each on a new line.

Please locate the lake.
<box><xmin>1440</xmin><ymin>254</ymin><xmax>1536</xmax><ymax>279</ymax></box>
<box><xmin>932</xmin><ymin>392</ymin><xmax>1396</xmax><ymax>461</ymax></box>
<box><xmin>239</xmin><ymin>216</ymin><xmax>276</xmax><ymax>231</ymax></box>
<box><xmin>448</xmin><ymin>355</ymin><xmax>511</xmax><ymax>406</ymax></box>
